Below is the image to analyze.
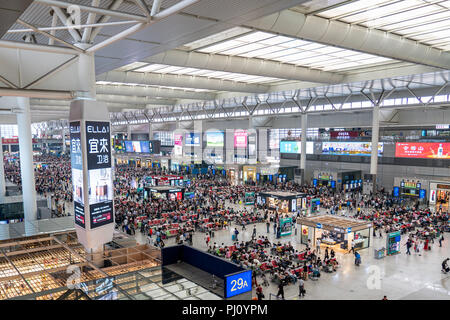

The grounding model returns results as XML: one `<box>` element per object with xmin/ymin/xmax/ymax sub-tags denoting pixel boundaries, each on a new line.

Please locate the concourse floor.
<box><xmin>132</xmin><ymin>203</ymin><xmax>450</xmax><ymax>300</ymax></box>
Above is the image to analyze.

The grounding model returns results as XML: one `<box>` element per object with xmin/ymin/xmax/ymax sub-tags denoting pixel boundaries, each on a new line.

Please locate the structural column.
<box><xmin>370</xmin><ymin>104</ymin><xmax>380</xmax><ymax>194</ymax></box>
<box><xmin>16</xmin><ymin>97</ymin><xmax>38</xmax><ymax>230</ymax></box>
<box><xmin>127</xmin><ymin>124</ymin><xmax>132</xmax><ymax>140</ymax></box>
<box><xmin>0</xmin><ymin>136</ymin><xmax>5</xmax><ymax>198</ymax></box>
<box><xmin>148</xmin><ymin>122</ymin><xmax>153</xmax><ymax>140</ymax></box>
<box><xmin>300</xmin><ymin>113</ymin><xmax>308</xmax><ymax>184</ymax></box>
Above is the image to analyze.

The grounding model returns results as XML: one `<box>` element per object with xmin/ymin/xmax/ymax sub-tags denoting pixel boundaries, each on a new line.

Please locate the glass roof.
<box><xmin>195</xmin><ymin>31</ymin><xmax>395</xmax><ymax>72</ymax></box>
<box><xmin>133</xmin><ymin>64</ymin><xmax>283</xmax><ymax>84</ymax></box>
<box><xmin>317</xmin><ymin>0</ymin><xmax>450</xmax><ymax>51</ymax></box>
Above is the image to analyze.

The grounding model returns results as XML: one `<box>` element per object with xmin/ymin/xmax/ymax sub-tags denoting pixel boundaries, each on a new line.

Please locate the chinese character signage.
<box><xmin>85</xmin><ymin>121</ymin><xmax>114</xmax><ymax>229</ymax></box>
<box><xmin>70</xmin><ymin>121</ymin><xmax>85</xmax><ymax>228</ymax></box>
<box><xmin>395</xmin><ymin>142</ymin><xmax>450</xmax><ymax>159</ymax></box>
<box><xmin>322</xmin><ymin>141</ymin><xmax>384</xmax><ymax>156</ymax></box>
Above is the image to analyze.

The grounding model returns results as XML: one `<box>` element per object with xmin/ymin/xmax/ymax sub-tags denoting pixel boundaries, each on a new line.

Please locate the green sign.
<box><xmin>280</xmin><ymin>217</ymin><xmax>293</xmax><ymax>236</ymax></box>
<box><xmin>387</xmin><ymin>231</ymin><xmax>401</xmax><ymax>255</ymax></box>
<box><xmin>245</xmin><ymin>192</ymin><xmax>255</xmax><ymax>205</ymax></box>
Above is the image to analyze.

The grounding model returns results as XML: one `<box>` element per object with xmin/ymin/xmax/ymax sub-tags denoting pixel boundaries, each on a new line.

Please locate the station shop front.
<box><xmin>393</xmin><ymin>178</ymin><xmax>427</xmax><ymax>201</ymax></box>
<box><xmin>256</xmin><ymin>191</ymin><xmax>307</xmax><ymax>215</ymax></box>
<box><xmin>297</xmin><ymin>215</ymin><xmax>372</xmax><ymax>253</ymax></box>
<box><xmin>430</xmin><ymin>181</ymin><xmax>450</xmax><ymax>212</ymax></box>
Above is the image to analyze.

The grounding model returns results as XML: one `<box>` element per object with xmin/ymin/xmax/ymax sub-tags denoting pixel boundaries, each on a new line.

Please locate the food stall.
<box><xmin>143</xmin><ymin>186</ymin><xmax>185</xmax><ymax>201</ymax></box>
<box><xmin>297</xmin><ymin>215</ymin><xmax>372</xmax><ymax>253</ymax></box>
<box><xmin>256</xmin><ymin>191</ymin><xmax>307</xmax><ymax>214</ymax></box>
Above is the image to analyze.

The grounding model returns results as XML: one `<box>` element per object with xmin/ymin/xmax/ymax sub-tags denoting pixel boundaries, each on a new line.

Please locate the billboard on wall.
<box><xmin>395</xmin><ymin>142</ymin><xmax>450</xmax><ymax>159</ymax></box>
<box><xmin>234</xmin><ymin>130</ymin><xmax>248</xmax><ymax>148</ymax></box>
<box><xmin>206</xmin><ymin>131</ymin><xmax>224</xmax><ymax>147</ymax></box>
<box><xmin>322</xmin><ymin>142</ymin><xmax>383</xmax><ymax>156</ymax></box>
<box><xmin>185</xmin><ymin>133</ymin><xmax>200</xmax><ymax>146</ymax></box>
<box><xmin>280</xmin><ymin>141</ymin><xmax>314</xmax><ymax>154</ymax></box>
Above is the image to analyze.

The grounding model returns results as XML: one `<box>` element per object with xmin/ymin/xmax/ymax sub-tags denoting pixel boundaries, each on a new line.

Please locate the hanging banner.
<box><xmin>395</xmin><ymin>142</ymin><xmax>450</xmax><ymax>159</ymax></box>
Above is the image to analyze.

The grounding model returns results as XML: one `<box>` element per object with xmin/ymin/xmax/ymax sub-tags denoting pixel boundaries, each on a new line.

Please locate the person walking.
<box><xmin>439</xmin><ymin>234</ymin><xmax>444</xmax><ymax>247</ymax></box>
<box><xmin>276</xmin><ymin>281</ymin><xmax>285</xmax><ymax>300</ymax></box>
<box><xmin>256</xmin><ymin>285</ymin><xmax>264</xmax><ymax>300</ymax></box>
<box><xmin>298</xmin><ymin>278</ymin><xmax>305</xmax><ymax>298</ymax></box>
<box><xmin>266</xmin><ymin>221</ymin><xmax>270</xmax><ymax>233</ymax></box>
<box><xmin>316</xmin><ymin>238</ymin><xmax>321</xmax><ymax>254</ymax></box>
<box><xmin>252</xmin><ymin>226</ymin><xmax>257</xmax><ymax>240</ymax></box>
<box><xmin>406</xmin><ymin>240</ymin><xmax>412</xmax><ymax>255</ymax></box>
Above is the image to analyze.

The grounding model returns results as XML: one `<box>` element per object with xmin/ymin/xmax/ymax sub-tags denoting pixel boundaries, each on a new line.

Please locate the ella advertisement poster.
<box><xmin>280</xmin><ymin>141</ymin><xmax>314</xmax><ymax>154</ymax></box>
<box><xmin>206</xmin><ymin>131</ymin><xmax>224</xmax><ymax>147</ymax></box>
<box><xmin>395</xmin><ymin>142</ymin><xmax>450</xmax><ymax>159</ymax></box>
<box><xmin>70</xmin><ymin>121</ymin><xmax>85</xmax><ymax>228</ymax></box>
<box><xmin>280</xmin><ymin>217</ymin><xmax>293</xmax><ymax>236</ymax></box>
<box><xmin>234</xmin><ymin>129</ymin><xmax>248</xmax><ymax>148</ymax></box>
<box><xmin>322</xmin><ymin>141</ymin><xmax>383</xmax><ymax>156</ymax></box>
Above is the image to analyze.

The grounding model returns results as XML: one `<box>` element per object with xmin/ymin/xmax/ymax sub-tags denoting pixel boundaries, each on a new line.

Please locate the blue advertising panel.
<box><xmin>280</xmin><ymin>141</ymin><xmax>300</xmax><ymax>154</ymax></box>
<box><xmin>419</xmin><ymin>189</ymin><xmax>426</xmax><ymax>199</ymax></box>
<box><xmin>225</xmin><ymin>270</ymin><xmax>252</xmax><ymax>298</ymax></box>
<box><xmin>269</xmin><ymin>175</ymin><xmax>273</xmax><ymax>181</ymax></box>
<box><xmin>140</xmin><ymin>141</ymin><xmax>150</xmax><ymax>153</ymax></box>
<box><xmin>185</xmin><ymin>133</ymin><xmax>200</xmax><ymax>146</ymax></box>
<box><xmin>393</xmin><ymin>187</ymin><xmax>400</xmax><ymax>197</ymax></box>
<box><xmin>313</xmin><ymin>179</ymin><xmax>317</xmax><ymax>187</ymax></box>
<box><xmin>256</xmin><ymin>173</ymin><xmax>260</xmax><ymax>181</ymax></box>
<box><xmin>124</xmin><ymin>141</ymin><xmax>133</xmax><ymax>153</ymax></box>
<box><xmin>330</xmin><ymin>180</ymin><xmax>336</xmax><ymax>188</ymax></box>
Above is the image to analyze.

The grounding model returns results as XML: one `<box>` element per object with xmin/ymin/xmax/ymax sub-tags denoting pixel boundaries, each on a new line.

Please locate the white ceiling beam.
<box><xmin>96</xmin><ymin>94</ymin><xmax>176</xmax><ymax>105</ymax></box>
<box><xmin>97</xmin><ymin>71</ymin><xmax>270</xmax><ymax>93</ymax></box>
<box><xmin>89</xmin><ymin>0</ymin><xmax>124</xmax><ymax>43</ymax></box>
<box><xmin>244</xmin><ymin>9</ymin><xmax>450</xmax><ymax>70</ymax></box>
<box><xmin>51</xmin><ymin>6</ymin><xmax>82</xmax><ymax>42</ymax></box>
<box><xmin>143</xmin><ymin>50</ymin><xmax>345</xmax><ymax>84</ymax></box>
<box><xmin>95</xmin><ymin>83</ymin><xmax>216</xmax><ymax>100</ymax></box>
<box><xmin>81</xmin><ymin>0</ymin><xmax>100</xmax><ymax>43</ymax></box>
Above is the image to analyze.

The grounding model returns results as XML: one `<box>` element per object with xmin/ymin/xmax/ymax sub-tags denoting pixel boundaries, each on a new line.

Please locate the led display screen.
<box><xmin>395</xmin><ymin>142</ymin><xmax>450</xmax><ymax>159</ymax></box>
<box><xmin>206</xmin><ymin>131</ymin><xmax>224</xmax><ymax>147</ymax></box>
<box><xmin>322</xmin><ymin>142</ymin><xmax>383</xmax><ymax>156</ymax></box>
<box><xmin>234</xmin><ymin>130</ymin><xmax>248</xmax><ymax>148</ymax></box>
<box><xmin>280</xmin><ymin>141</ymin><xmax>314</xmax><ymax>154</ymax></box>
<box><xmin>185</xmin><ymin>133</ymin><xmax>200</xmax><ymax>146</ymax></box>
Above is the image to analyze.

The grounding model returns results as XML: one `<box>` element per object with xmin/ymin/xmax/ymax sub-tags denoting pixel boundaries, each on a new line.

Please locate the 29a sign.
<box><xmin>225</xmin><ymin>270</ymin><xmax>252</xmax><ymax>298</ymax></box>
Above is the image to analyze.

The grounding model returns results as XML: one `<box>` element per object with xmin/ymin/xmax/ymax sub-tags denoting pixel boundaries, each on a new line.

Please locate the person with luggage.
<box><xmin>252</xmin><ymin>226</ymin><xmax>257</xmax><ymax>240</ymax></box>
<box><xmin>276</xmin><ymin>281</ymin><xmax>285</xmax><ymax>300</ymax></box>
<box><xmin>256</xmin><ymin>285</ymin><xmax>264</xmax><ymax>300</ymax></box>
<box><xmin>233</xmin><ymin>228</ymin><xmax>239</xmax><ymax>241</ymax></box>
<box><xmin>354</xmin><ymin>251</ymin><xmax>361</xmax><ymax>266</ymax></box>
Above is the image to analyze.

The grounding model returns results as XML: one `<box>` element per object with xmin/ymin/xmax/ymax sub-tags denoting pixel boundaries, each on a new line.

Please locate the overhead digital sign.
<box><xmin>225</xmin><ymin>270</ymin><xmax>252</xmax><ymax>298</ymax></box>
<box><xmin>86</xmin><ymin>121</ymin><xmax>114</xmax><ymax>229</ymax></box>
<box><xmin>185</xmin><ymin>133</ymin><xmax>200</xmax><ymax>146</ymax></box>
<box><xmin>280</xmin><ymin>141</ymin><xmax>314</xmax><ymax>154</ymax></box>
<box><xmin>234</xmin><ymin>130</ymin><xmax>248</xmax><ymax>148</ymax></box>
<box><xmin>322</xmin><ymin>142</ymin><xmax>383</xmax><ymax>156</ymax></box>
<box><xmin>206</xmin><ymin>131</ymin><xmax>224</xmax><ymax>147</ymax></box>
<box><xmin>395</xmin><ymin>142</ymin><xmax>450</xmax><ymax>159</ymax></box>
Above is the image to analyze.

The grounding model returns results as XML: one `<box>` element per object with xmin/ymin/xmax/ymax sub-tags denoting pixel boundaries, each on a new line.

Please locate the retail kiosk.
<box><xmin>256</xmin><ymin>191</ymin><xmax>307</xmax><ymax>214</ymax></box>
<box><xmin>144</xmin><ymin>186</ymin><xmax>185</xmax><ymax>201</ymax></box>
<box><xmin>297</xmin><ymin>215</ymin><xmax>372</xmax><ymax>252</ymax></box>
<box><xmin>429</xmin><ymin>181</ymin><xmax>450</xmax><ymax>212</ymax></box>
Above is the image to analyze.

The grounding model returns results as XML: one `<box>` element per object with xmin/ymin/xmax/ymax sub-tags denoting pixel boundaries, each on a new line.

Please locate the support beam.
<box><xmin>0</xmin><ymin>136</ymin><xmax>5</xmax><ymax>198</ymax></box>
<box><xmin>300</xmin><ymin>113</ymin><xmax>307</xmax><ymax>184</ymax></box>
<box><xmin>0</xmin><ymin>88</ymin><xmax>73</xmax><ymax>99</ymax></box>
<box><xmin>81</xmin><ymin>0</ymin><xmax>100</xmax><ymax>43</ymax></box>
<box><xmin>245</xmin><ymin>9</ymin><xmax>450</xmax><ymax>70</ymax></box>
<box><xmin>150</xmin><ymin>0</ymin><xmax>162</xmax><ymax>16</ymax></box>
<box><xmin>95</xmin><ymin>84</ymin><xmax>216</xmax><ymax>100</ymax></box>
<box><xmin>97</xmin><ymin>71</ymin><xmax>270</xmax><ymax>93</ymax></box>
<box><xmin>51</xmin><ymin>6</ymin><xmax>82</xmax><ymax>42</ymax></box>
<box><xmin>0</xmin><ymin>40</ymin><xmax>80</xmax><ymax>55</ymax></box>
<box><xmin>144</xmin><ymin>50</ymin><xmax>344</xmax><ymax>83</ymax></box>
<box><xmin>89</xmin><ymin>0</ymin><xmax>124</xmax><ymax>43</ymax></box>
<box><xmin>96</xmin><ymin>94</ymin><xmax>176</xmax><ymax>105</ymax></box>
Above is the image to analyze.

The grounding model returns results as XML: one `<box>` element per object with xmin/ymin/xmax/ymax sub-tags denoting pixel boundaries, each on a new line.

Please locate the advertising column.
<box><xmin>69</xmin><ymin>100</ymin><xmax>114</xmax><ymax>263</ymax></box>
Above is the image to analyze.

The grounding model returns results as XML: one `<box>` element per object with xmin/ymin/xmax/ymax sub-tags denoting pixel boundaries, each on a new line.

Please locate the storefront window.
<box><xmin>354</xmin><ymin>229</ymin><xmax>370</xmax><ymax>250</ymax></box>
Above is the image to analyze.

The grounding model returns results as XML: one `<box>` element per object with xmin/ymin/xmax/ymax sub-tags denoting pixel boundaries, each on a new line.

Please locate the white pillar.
<box><xmin>0</xmin><ymin>136</ymin><xmax>5</xmax><ymax>198</ymax></box>
<box><xmin>370</xmin><ymin>104</ymin><xmax>380</xmax><ymax>193</ymax></box>
<box><xmin>16</xmin><ymin>97</ymin><xmax>38</xmax><ymax>225</ymax></box>
<box><xmin>127</xmin><ymin>124</ymin><xmax>132</xmax><ymax>140</ymax></box>
<box><xmin>300</xmin><ymin>113</ymin><xmax>308</xmax><ymax>183</ymax></box>
<box><xmin>62</xmin><ymin>126</ymin><xmax>67</xmax><ymax>154</ymax></box>
<box><xmin>148</xmin><ymin>122</ymin><xmax>153</xmax><ymax>140</ymax></box>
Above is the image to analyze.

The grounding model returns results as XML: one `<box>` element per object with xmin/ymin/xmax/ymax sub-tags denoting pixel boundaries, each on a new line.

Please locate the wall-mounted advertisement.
<box><xmin>206</xmin><ymin>131</ymin><xmax>224</xmax><ymax>147</ymax></box>
<box><xmin>173</xmin><ymin>134</ymin><xmax>183</xmax><ymax>156</ymax></box>
<box><xmin>280</xmin><ymin>217</ymin><xmax>293</xmax><ymax>236</ymax></box>
<box><xmin>321</xmin><ymin>142</ymin><xmax>383</xmax><ymax>156</ymax></box>
<box><xmin>279</xmin><ymin>141</ymin><xmax>314</xmax><ymax>154</ymax></box>
<box><xmin>86</xmin><ymin>121</ymin><xmax>114</xmax><ymax>229</ymax></box>
<box><xmin>185</xmin><ymin>132</ymin><xmax>200</xmax><ymax>146</ymax></box>
<box><xmin>395</xmin><ymin>142</ymin><xmax>450</xmax><ymax>159</ymax></box>
<box><xmin>234</xmin><ymin>130</ymin><xmax>248</xmax><ymax>148</ymax></box>
<box><xmin>70</xmin><ymin>121</ymin><xmax>85</xmax><ymax>228</ymax></box>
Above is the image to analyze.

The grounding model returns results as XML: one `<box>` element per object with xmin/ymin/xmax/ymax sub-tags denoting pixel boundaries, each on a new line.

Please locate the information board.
<box><xmin>70</xmin><ymin>121</ymin><xmax>85</xmax><ymax>228</ymax></box>
<box><xmin>225</xmin><ymin>270</ymin><xmax>252</xmax><ymax>298</ymax></box>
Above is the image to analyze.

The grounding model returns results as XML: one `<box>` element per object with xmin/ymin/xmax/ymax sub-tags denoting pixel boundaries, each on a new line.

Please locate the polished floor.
<box><xmin>132</xmin><ymin>203</ymin><xmax>450</xmax><ymax>300</ymax></box>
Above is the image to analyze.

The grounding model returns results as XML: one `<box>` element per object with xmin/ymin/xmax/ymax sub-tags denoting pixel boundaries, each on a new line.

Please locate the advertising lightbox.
<box><xmin>234</xmin><ymin>130</ymin><xmax>248</xmax><ymax>148</ymax></box>
<box><xmin>185</xmin><ymin>133</ymin><xmax>200</xmax><ymax>146</ymax></box>
<box><xmin>395</xmin><ymin>142</ymin><xmax>450</xmax><ymax>159</ymax></box>
<box><xmin>322</xmin><ymin>142</ymin><xmax>383</xmax><ymax>156</ymax></box>
<box><xmin>280</xmin><ymin>141</ymin><xmax>314</xmax><ymax>154</ymax></box>
<box><xmin>85</xmin><ymin>121</ymin><xmax>114</xmax><ymax>229</ymax></box>
<box><xmin>206</xmin><ymin>131</ymin><xmax>224</xmax><ymax>147</ymax></box>
<box><xmin>70</xmin><ymin>121</ymin><xmax>85</xmax><ymax>228</ymax></box>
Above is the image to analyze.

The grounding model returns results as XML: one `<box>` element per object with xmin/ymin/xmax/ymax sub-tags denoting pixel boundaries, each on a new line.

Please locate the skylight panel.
<box><xmin>220</xmin><ymin>43</ymin><xmax>266</xmax><ymax>55</ymax></box>
<box><xmin>258</xmin><ymin>48</ymin><xmax>303</xmax><ymax>60</ymax></box>
<box><xmin>313</xmin><ymin>46</ymin><xmax>345</xmax><ymax>54</ymax></box>
<box><xmin>116</xmin><ymin>61</ymin><xmax>149</xmax><ymax>72</ymax></box>
<box><xmin>397</xmin><ymin>20</ymin><xmax>450</xmax><ymax>36</ymax></box>
<box><xmin>384</xmin><ymin>10</ymin><xmax>450</xmax><ymax>31</ymax></box>
<box><xmin>258</xmin><ymin>35</ymin><xmax>294</xmax><ymax>46</ymax></box>
<box><xmin>279</xmin><ymin>39</ymin><xmax>311</xmax><ymax>48</ymax></box>
<box><xmin>154</xmin><ymin>66</ymin><xmax>185</xmax><ymax>73</ymax></box>
<box><xmin>198</xmin><ymin>39</ymin><xmax>244</xmax><ymax>53</ymax></box>
<box><xmin>201</xmin><ymin>71</ymin><xmax>230</xmax><ymax>78</ymax></box>
<box><xmin>237</xmin><ymin>31</ymin><xmax>275</xmax><ymax>43</ymax></box>
<box><xmin>278</xmin><ymin>51</ymin><xmax>318</xmax><ymax>62</ymax></box>
<box><xmin>361</xmin><ymin>5</ymin><xmax>440</xmax><ymax>28</ymax></box>
<box><xmin>170</xmin><ymin>67</ymin><xmax>199</xmax><ymax>74</ymax></box>
<box><xmin>299</xmin><ymin>43</ymin><xmax>326</xmax><ymax>50</ymax></box>
<box><xmin>318</xmin><ymin>0</ymin><xmax>390</xmax><ymax>18</ymax></box>
<box><xmin>242</xmin><ymin>46</ymin><xmax>285</xmax><ymax>58</ymax></box>
<box><xmin>183</xmin><ymin>26</ymin><xmax>251</xmax><ymax>50</ymax></box>
<box><xmin>330</xmin><ymin>50</ymin><xmax>360</xmax><ymax>58</ymax></box>
<box><xmin>413</xmin><ymin>29</ymin><xmax>450</xmax><ymax>41</ymax></box>
<box><xmin>134</xmin><ymin>64</ymin><xmax>168</xmax><ymax>72</ymax></box>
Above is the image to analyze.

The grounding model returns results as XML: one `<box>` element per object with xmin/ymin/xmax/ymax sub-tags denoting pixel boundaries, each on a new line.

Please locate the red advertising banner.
<box><xmin>395</xmin><ymin>142</ymin><xmax>450</xmax><ymax>159</ymax></box>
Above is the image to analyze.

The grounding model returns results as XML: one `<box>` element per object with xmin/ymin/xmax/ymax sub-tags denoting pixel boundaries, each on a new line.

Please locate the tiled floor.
<box><xmin>132</xmin><ymin>202</ymin><xmax>450</xmax><ymax>300</ymax></box>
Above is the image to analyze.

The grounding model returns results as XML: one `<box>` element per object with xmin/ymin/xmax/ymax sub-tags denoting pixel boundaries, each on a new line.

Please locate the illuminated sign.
<box><xmin>185</xmin><ymin>133</ymin><xmax>200</xmax><ymax>146</ymax></box>
<box><xmin>225</xmin><ymin>270</ymin><xmax>252</xmax><ymax>298</ymax></box>
<box><xmin>234</xmin><ymin>130</ymin><xmax>248</xmax><ymax>148</ymax></box>
<box><xmin>322</xmin><ymin>142</ymin><xmax>383</xmax><ymax>156</ymax></box>
<box><xmin>206</xmin><ymin>131</ymin><xmax>224</xmax><ymax>147</ymax></box>
<box><xmin>395</xmin><ymin>142</ymin><xmax>450</xmax><ymax>159</ymax></box>
<box><xmin>86</xmin><ymin>121</ymin><xmax>114</xmax><ymax>229</ymax></box>
<box><xmin>279</xmin><ymin>141</ymin><xmax>314</xmax><ymax>154</ymax></box>
<box><xmin>70</xmin><ymin>121</ymin><xmax>85</xmax><ymax>228</ymax></box>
